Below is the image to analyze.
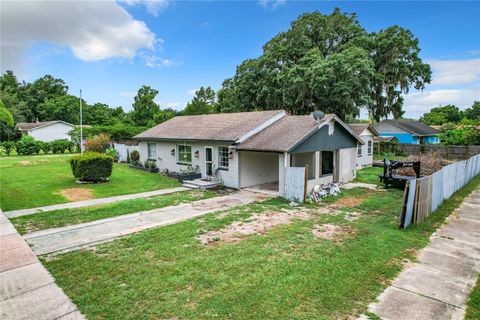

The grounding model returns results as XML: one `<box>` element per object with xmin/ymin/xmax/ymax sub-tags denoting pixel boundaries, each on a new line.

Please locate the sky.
<box><xmin>1</xmin><ymin>0</ymin><xmax>479</xmax><ymax>119</ymax></box>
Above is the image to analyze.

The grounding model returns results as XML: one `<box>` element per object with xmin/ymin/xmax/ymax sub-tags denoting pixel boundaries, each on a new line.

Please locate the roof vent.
<box><xmin>310</xmin><ymin>110</ymin><xmax>325</xmax><ymax>121</ymax></box>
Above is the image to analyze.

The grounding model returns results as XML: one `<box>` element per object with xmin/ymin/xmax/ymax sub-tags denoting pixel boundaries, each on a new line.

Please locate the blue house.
<box><xmin>375</xmin><ymin>119</ymin><xmax>441</xmax><ymax>144</ymax></box>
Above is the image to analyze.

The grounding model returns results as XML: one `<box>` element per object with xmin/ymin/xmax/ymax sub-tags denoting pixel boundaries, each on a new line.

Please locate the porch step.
<box><xmin>182</xmin><ymin>179</ymin><xmax>220</xmax><ymax>189</ymax></box>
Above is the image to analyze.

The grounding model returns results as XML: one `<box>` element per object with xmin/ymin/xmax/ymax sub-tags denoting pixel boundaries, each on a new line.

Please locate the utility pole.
<box><xmin>80</xmin><ymin>89</ymin><xmax>83</xmax><ymax>154</ymax></box>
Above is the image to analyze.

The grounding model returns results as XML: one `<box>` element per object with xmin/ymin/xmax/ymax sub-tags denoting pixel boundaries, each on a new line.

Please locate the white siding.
<box><xmin>355</xmin><ymin>129</ymin><xmax>374</xmax><ymax>168</ymax></box>
<box><xmin>138</xmin><ymin>141</ymin><xmax>240</xmax><ymax>188</ymax></box>
<box><xmin>338</xmin><ymin>148</ymin><xmax>356</xmax><ymax>182</ymax></box>
<box><xmin>28</xmin><ymin>123</ymin><xmax>73</xmax><ymax>142</ymax></box>
<box><xmin>238</xmin><ymin>151</ymin><xmax>279</xmax><ymax>188</ymax></box>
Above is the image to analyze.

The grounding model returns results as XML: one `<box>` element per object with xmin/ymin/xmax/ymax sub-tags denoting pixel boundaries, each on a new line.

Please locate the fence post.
<box><xmin>303</xmin><ymin>165</ymin><xmax>308</xmax><ymax>203</ymax></box>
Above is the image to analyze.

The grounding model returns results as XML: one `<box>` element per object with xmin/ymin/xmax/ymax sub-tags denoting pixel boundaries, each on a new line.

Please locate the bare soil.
<box><xmin>18</xmin><ymin>161</ymin><xmax>32</xmax><ymax>166</ymax></box>
<box><xmin>57</xmin><ymin>188</ymin><xmax>93</xmax><ymax>201</ymax></box>
<box><xmin>198</xmin><ymin>209</ymin><xmax>309</xmax><ymax>245</ymax></box>
<box><xmin>331</xmin><ymin>195</ymin><xmax>366</xmax><ymax>208</ymax></box>
<box><xmin>311</xmin><ymin>224</ymin><xmax>355</xmax><ymax>240</ymax></box>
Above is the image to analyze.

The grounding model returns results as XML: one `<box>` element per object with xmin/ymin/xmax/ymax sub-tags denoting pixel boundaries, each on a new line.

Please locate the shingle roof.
<box><xmin>15</xmin><ymin>121</ymin><xmax>72</xmax><ymax>131</ymax></box>
<box><xmin>378</xmin><ymin>119</ymin><xmax>441</xmax><ymax>136</ymax></box>
<box><xmin>347</xmin><ymin>123</ymin><xmax>379</xmax><ymax>136</ymax></box>
<box><xmin>134</xmin><ymin>110</ymin><xmax>285</xmax><ymax>141</ymax></box>
<box><xmin>235</xmin><ymin>114</ymin><xmax>335</xmax><ymax>152</ymax></box>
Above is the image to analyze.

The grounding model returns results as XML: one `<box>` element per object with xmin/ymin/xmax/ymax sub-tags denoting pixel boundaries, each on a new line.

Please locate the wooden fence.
<box><xmin>283</xmin><ymin>167</ymin><xmax>306</xmax><ymax>203</ymax></box>
<box><xmin>395</xmin><ymin>144</ymin><xmax>480</xmax><ymax>160</ymax></box>
<box><xmin>400</xmin><ymin>154</ymin><xmax>480</xmax><ymax>228</ymax></box>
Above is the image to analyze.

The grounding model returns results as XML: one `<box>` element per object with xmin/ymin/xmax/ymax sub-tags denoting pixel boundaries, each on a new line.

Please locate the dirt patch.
<box><xmin>311</xmin><ymin>224</ymin><xmax>355</xmax><ymax>240</ymax></box>
<box><xmin>331</xmin><ymin>195</ymin><xmax>367</xmax><ymax>208</ymax></box>
<box><xmin>192</xmin><ymin>198</ymin><xmax>242</xmax><ymax>211</ymax></box>
<box><xmin>198</xmin><ymin>210</ymin><xmax>309</xmax><ymax>245</ymax></box>
<box><xmin>18</xmin><ymin>160</ymin><xmax>32</xmax><ymax>166</ymax></box>
<box><xmin>57</xmin><ymin>188</ymin><xmax>93</xmax><ymax>201</ymax></box>
<box><xmin>344</xmin><ymin>211</ymin><xmax>362</xmax><ymax>221</ymax></box>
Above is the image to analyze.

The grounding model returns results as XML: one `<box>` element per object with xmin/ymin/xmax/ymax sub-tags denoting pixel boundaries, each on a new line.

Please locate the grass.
<box><xmin>354</xmin><ymin>166</ymin><xmax>383</xmax><ymax>185</ymax></box>
<box><xmin>466</xmin><ymin>278</ymin><xmax>480</xmax><ymax>320</ymax></box>
<box><xmin>10</xmin><ymin>190</ymin><xmax>219</xmax><ymax>235</ymax></box>
<box><xmin>0</xmin><ymin>154</ymin><xmax>181</xmax><ymax>211</ymax></box>
<box><xmin>43</xmin><ymin>170</ymin><xmax>480</xmax><ymax>319</ymax></box>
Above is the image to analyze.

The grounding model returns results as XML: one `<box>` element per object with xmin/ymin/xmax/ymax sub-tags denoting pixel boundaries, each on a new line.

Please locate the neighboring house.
<box><xmin>375</xmin><ymin>119</ymin><xmax>441</xmax><ymax>144</ymax></box>
<box><xmin>134</xmin><ymin>110</ymin><xmax>364</xmax><ymax>195</ymax></box>
<box><xmin>15</xmin><ymin>121</ymin><xmax>74</xmax><ymax>142</ymax></box>
<box><xmin>348</xmin><ymin>124</ymin><xmax>379</xmax><ymax>168</ymax></box>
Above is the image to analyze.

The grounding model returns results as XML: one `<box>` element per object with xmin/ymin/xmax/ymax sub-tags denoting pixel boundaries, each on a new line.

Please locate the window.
<box><xmin>367</xmin><ymin>140</ymin><xmax>372</xmax><ymax>155</ymax></box>
<box><xmin>357</xmin><ymin>143</ymin><xmax>362</xmax><ymax>157</ymax></box>
<box><xmin>218</xmin><ymin>146</ymin><xmax>229</xmax><ymax>170</ymax></box>
<box><xmin>321</xmin><ymin>151</ymin><xmax>334</xmax><ymax>176</ymax></box>
<box><xmin>177</xmin><ymin>145</ymin><xmax>192</xmax><ymax>164</ymax></box>
<box><xmin>147</xmin><ymin>143</ymin><xmax>156</xmax><ymax>160</ymax></box>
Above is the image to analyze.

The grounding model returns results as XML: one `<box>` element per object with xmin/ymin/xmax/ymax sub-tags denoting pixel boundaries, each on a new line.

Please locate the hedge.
<box><xmin>70</xmin><ymin>152</ymin><xmax>113</xmax><ymax>182</ymax></box>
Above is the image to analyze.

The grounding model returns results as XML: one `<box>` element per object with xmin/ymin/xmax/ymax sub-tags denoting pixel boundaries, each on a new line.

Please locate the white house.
<box><xmin>348</xmin><ymin>123</ymin><xmax>379</xmax><ymax>168</ymax></box>
<box><xmin>15</xmin><ymin>121</ymin><xmax>74</xmax><ymax>142</ymax></box>
<box><xmin>134</xmin><ymin>110</ymin><xmax>364</xmax><ymax>196</ymax></box>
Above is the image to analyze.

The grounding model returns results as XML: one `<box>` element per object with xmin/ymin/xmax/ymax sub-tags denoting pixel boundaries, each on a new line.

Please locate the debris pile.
<box><xmin>308</xmin><ymin>183</ymin><xmax>341</xmax><ymax>203</ymax></box>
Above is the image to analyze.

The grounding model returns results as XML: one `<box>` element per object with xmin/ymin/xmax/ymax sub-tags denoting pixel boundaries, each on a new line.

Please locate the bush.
<box><xmin>70</xmin><ymin>152</ymin><xmax>113</xmax><ymax>182</ymax></box>
<box><xmin>1</xmin><ymin>141</ymin><xmax>15</xmax><ymax>155</ymax></box>
<box><xmin>130</xmin><ymin>150</ymin><xmax>140</xmax><ymax>163</ymax></box>
<box><xmin>84</xmin><ymin>133</ymin><xmax>110</xmax><ymax>153</ymax></box>
<box><xmin>38</xmin><ymin>141</ymin><xmax>52</xmax><ymax>154</ymax></box>
<box><xmin>144</xmin><ymin>160</ymin><xmax>157</xmax><ymax>169</ymax></box>
<box><xmin>51</xmin><ymin>139</ymin><xmax>72</xmax><ymax>154</ymax></box>
<box><xmin>105</xmin><ymin>147</ymin><xmax>119</xmax><ymax>161</ymax></box>
<box><xmin>16</xmin><ymin>136</ymin><xmax>41</xmax><ymax>155</ymax></box>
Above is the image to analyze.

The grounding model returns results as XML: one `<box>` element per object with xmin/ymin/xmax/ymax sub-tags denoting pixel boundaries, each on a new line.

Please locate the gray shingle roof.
<box><xmin>347</xmin><ymin>123</ymin><xmax>379</xmax><ymax>136</ymax></box>
<box><xmin>15</xmin><ymin>121</ymin><xmax>74</xmax><ymax>131</ymax></box>
<box><xmin>134</xmin><ymin>110</ymin><xmax>285</xmax><ymax>141</ymax></box>
<box><xmin>378</xmin><ymin>119</ymin><xmax>441</xmax><ymax>136</ymax></box>
<box><xmin>235</xmin><ymin>114</ymin><xmax>335</xmax><ymax>152</ymax></box>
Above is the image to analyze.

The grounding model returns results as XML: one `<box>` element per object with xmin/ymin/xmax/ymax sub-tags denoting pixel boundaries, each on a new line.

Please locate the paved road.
<box><xmin>25</xmin><ymin>191</ymin><xmax>269</xmax><ymax>255</ymax></box>
<box><xmin>5</xmin><ymin>187</ymin><xmax>190</xmax><ymax>218</ymax></box>
<box><xmin>366</xmin><ymin>186</ymin><xmax>480</xmax><ymax>320</ymax></box>
<box><xmin>0</xmin><ymin>211</ymin><xmax>84</xmax><ymax>320</ymax></box>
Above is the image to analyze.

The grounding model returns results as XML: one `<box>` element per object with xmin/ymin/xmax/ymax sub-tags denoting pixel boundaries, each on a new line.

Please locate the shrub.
<box><xmin>16</xmin><ymin>136</ymin><xmax>41</xmax><ymax>155</ymax></box>
<box><xmin>84</xmin><ymin>133</ymin><xmax>110</xmax><ymax>153</ymax></box>
<box><xmin>105</xmin><ymin>147</ymin><xmax>119</xmax><ymax>161</ymax></box>
<box><xmin>1</xmin><ymin>141</ymin><xmax>15</xmax><ymax>155</ymax></box>
<box><xmin>38</xmin><ymin>141</ymin><xmax>52</xmax><ymax>154</ymax></box>
<box><xmin>130</xmin><ymin>150</ymin><xmax>140</xmax><ymax>163</ymax></box>
<box><xmin>70</xmin><ymin>152</ymin><xmax>113</xmax><ymax>182</ymax></box>
<box><xmin>51</xmin><ymin>139</ymin><xmax>71</xmax><ymax>154</ymax></box>
<box><xmin>144</xmin><ymin>160</ymin><xmax>157</xmax><ymax>169</ymax></box>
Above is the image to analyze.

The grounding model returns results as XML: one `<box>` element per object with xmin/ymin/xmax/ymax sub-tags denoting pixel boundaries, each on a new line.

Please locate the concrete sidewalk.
<box><xmin>366</xmin><ymin>187</ymin><xmax>480</xmax><ymax>320</ymax></box>
<box><xmin>25</xmin><ymin>191</ymin><xmax>268</xmax><ymax>256</ymax></box>
<box><xmin>0</xmin><ymin>211</ymin><xmax>84</xmax><ymax>320</ymax></box>
<box><xmin>5</xmin><ymin>186</ymin><xmax>190</xmax><ymax>218</ymax></box>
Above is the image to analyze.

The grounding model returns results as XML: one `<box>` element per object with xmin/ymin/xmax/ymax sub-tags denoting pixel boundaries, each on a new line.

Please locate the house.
<box><xmin>348</xmin><ymin>124</ymin><xmax>379</xmax><ymax>168</ymax></box>
<box><xmin>375</xmin><ymin>119</ymin><xmax>441</xmax><ymax>144</ymax></box>
<box><xmin>15</xmin><ymin>121</ymin><xmax>74</xmax><ymax>142</ymax></box>
<box><xmin>134</xmin><ymin>110</ymin><xmax>364</xmax><ymax>195</ymax></box>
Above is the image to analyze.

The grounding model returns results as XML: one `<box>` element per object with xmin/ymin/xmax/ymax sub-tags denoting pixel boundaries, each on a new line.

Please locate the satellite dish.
<box><xmin>311</xmin><ymin>110</ymin><xmax>325</xmax><ymax>121</ymax></box>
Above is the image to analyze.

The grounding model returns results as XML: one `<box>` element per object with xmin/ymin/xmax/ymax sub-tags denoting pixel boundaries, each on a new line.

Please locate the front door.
<box><xmin>205</xmin><ymin>147</ymin><xmax>213</xmax><ymax>177</ymax></box>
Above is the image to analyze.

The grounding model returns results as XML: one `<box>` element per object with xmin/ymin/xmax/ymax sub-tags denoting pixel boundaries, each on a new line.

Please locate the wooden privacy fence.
<box><xmin>395</xmin><ymin>144</ymin><xmax>480</xmax><ymax>160</ymax></box>
<box><xmin>400</xmin><ymin>154</ymin><xmax>480</xmax><ymax>228</ymax></box>
<box><xmin>284</xmin><ymin>166</ymin><xmax>307</xmax><ymax>203</ymax></box>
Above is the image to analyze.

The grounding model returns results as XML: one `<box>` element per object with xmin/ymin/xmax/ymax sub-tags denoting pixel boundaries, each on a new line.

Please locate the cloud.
<box><xmin>120</xmin><ymin>91</ymin><xmax>137</xmax><ymax>98</ymax></box>
<box><xmin>122</xmin><ymin>0</ymin><xmax>169</xmax><ymax>17</ymax></box>
<box><xmin>428</xmin><ymin>58</ymin><xmax>480</xmax><ymax>86</ymax></box>
<box><xmin>142</xmin><ymin>54</ymin><xmax>178</xmax><ymax>68</ymax></box>
<box><xmin>165</xmin><ymin>102</ymin><xmax>182</xmax><ymax>108</ymax></box>
<box><xmin>187</xmin><ymin>89</ymin><xmax>197</xmax><ymax>96</ymax></box>
<box><xmin>1</xmin><ymin>0</ymin><xmax>158</xmax><ymax>72</ymax></box>
<box><xmin>258</xmin><ymin>0</ymin><xmax>286</xmax><ymax>10</ymax></box>
<box><xmin>403</xmin><ymin>87</ymin><xmax>480</xmax><ymax>118</ymax></box>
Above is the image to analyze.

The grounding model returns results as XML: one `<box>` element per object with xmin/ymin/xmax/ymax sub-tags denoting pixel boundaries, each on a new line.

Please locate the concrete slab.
<box><xmin>4</xmin><ymin>186</ymin><xmax>190</xmax><ymax>218</ymax></box>
<box><xmin>0</xmin><ymin>222</ymin><xmax>18</xmax><ymax>237</ymax></box>
<box><xmin>0</xmin><ymin>243</ymin><xmax>38</xmax><ymax>273</ymax></box>
<box><xmin>428</xmin><ymin>236</ymin><xmax>480</xmax><ymax>261</ymax></box>
<box><xmin>0</xmin><ymin>233</ymin><xmax>29</xmax><ymax>251</ymax></box>
<box><xmin>369</xmin><ymin>286</ymin><xmax>465</xmax><ymax>320</ymax></box>
<box><xmin>57</xmin><ymin>311</ymin><xmax>86</xmax><ymax>320</ymax></box>
<box><xmin>418</xmin><ymin>249</ymin><xmax>479</xmax><ymax>281</ymax></box>
<box><xmin>392</xmin><ymin>264</ymin><xmax>475</xmax><ymax>307</ymax></box>
<box><xmin>0</xmin><ymin>283</ymin><xmax>78</xmax><ymax>320</ymax></box>
<box><xmin>0</xmin><ymin>263</ymin><xmax>54</xmax><ymax>301</ymax></box>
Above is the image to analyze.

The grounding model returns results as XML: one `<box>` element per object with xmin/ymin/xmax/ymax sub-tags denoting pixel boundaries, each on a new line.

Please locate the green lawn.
<box><xmin>466</xmin><ymin>278</ymin><xmax>480</xmax><ymax>320</ymax></box>
<box><xmin>354</xmin><ymin>166</ymin><xmax>383</xmax><ymax>185</ymax></box>
<box><xmin>0</xmin><ymin>154</ymin><xmax>181</xmax><ymax>211</ymax></box>
<box><xmin>11</xmin><ymin>190</ymin><xmax>219</xmax><ymax>235</ymax></box>
<box><xmin>43</xmin><ymin>171</ymin><xmax>480</xmax><ymax>319</ymax></box>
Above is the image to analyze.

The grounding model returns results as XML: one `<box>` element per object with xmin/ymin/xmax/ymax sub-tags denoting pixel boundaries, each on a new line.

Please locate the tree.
<box><xmin>0</xmin><ymin>99</ymin><xmax>15</xmax><ymax>141</ymax></box>
<box><xmin>130</xmin><ymin>86</ymin><xmax>160</xmax><ymax>127</ymax></box>
<box><xmin>368</xmin><ymin>26</ymin><xmax>431</xmax><ymax>121</ymax></box>
<box><xmin>40</xmin><ymin>95</ymin><xmax>82</xmax><ymax>124</ymax></box>
<box><xmin>464</xmin><ymin>101</ymin><xmax>480</xmax><ymax>122</ymax></box>
<box><xmin>23</xmin><ymin>75</ymin><xmax>69</xmax><ymax>121</ymax></box>
<box><xmin>183</xmin><ymin>87</ymin><xmax>216</xmax><ymax>115</ymax></box>
<box><xmin>420</xmin><ymin>105</ymin><xmax>463</xmax><ymax>125</ymax></box>
<box><xmin>217</xmin><ymin>9</ymin><xmax>430</xmax><ymax>121</ymax></box>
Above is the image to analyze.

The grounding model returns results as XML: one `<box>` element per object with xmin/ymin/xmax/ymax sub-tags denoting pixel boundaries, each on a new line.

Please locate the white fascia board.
<box><xmin>235</xmin><ymin>110</ymin><xmax>287</xmax><ymax>144</ymax></box>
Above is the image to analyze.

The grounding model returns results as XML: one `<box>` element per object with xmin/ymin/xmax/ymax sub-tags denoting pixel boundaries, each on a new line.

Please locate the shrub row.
<box><xmin>1</xmin><ymin>136</ymin><xmax>76</xmax><ymax>155</ymax></box>
<box><xmin>70</xmin><ymin>152</ymin><xmax>113</xmax><ymax>182</ymax></box>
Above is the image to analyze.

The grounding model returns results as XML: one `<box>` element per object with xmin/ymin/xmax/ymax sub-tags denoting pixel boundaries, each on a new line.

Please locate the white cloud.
<box><xmin>187</xmin><ymin>89</ymin><xmax>197</xmax><ymax>96</ymax></box>
<box><xmin>428</xmin><ymin>59</ymin><xmax>480</xmax><ymax>86</ymax></box>
<box><xmin>122</xmin><ymin>0</ymin><xmax>169</xmax><ymax>17</ymax></box>
<box><xmin>258</xmin><ymin>0</ymin><xmax>286</xmax><ymax>10</ymax></box>
<box><xmin>403</xmin><ymin>87</ymin><xmax>480</xmax><ymax>118</ymax></box>
<box><xmin>165</xmin><ymin>102</ymin><xmax>182</xmax><ymax>108</ymax></box>
<box><xmin>142</xmin><ymin>54</ymin><xmax>178</xmax><ymax>68</ymax></box>
<box><xmin>120</xmin><ymin>91</ymin><xmax>137</xmax><ymax>98</ymax></box>
<box><xmin>1</xmin><ymin>0</ymin><xmax>158</xmax><ymax>72</ymax></box>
